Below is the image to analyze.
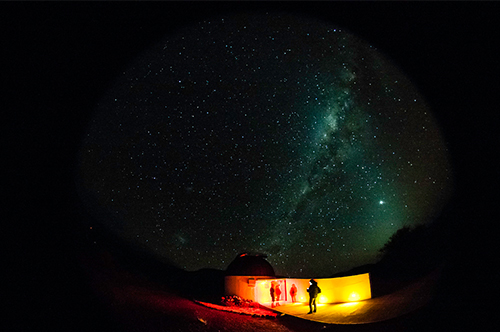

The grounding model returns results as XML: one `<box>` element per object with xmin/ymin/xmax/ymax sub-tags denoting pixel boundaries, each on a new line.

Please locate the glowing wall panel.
<box><xmin>253</xmin><ymin>273</ymin><xmax>371</xmax><ymax>304</ymax></box>
<box><xmin>263</xmin><ymin>278</ymin><xmax>311</xmax><ymax>304</ymax></box>
<box><xmin>254</xmin><ymin>278</ymin><xmax>290</xmax><ymax>304</ymax></box>
<box><xmin>315</xmin><ymin>273</ymin><xmax>371</xmax><ymax>303</ymax></box>
<box><xmin>226</xmin><ymin>273</ymin><xmax>371</xmax><ymax>304</ymax></box>
<box><xmin>329</xmin><ymin>273</ymin><xmax>372</xmax><ymax>302</ymax></box>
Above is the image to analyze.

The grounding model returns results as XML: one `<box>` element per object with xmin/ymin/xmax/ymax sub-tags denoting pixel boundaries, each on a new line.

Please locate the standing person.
<box><xmin>275</xmin><ymin>283</ymin><xmax>282</xmax><ymax>305</ymax></box>
<box><xmin>290</xmin><ymin>284</ymin><xmax>297</xmax><ymax>303</ymax></box>
<box><xmin>270</xmin><ymin>283</ymin><xmax>275</xmax><ymax>307</ymax></box>
<box><xmin>307</xmin><ymin>279</ymin><xmax>321</xmax><ymax>314</ymax></box>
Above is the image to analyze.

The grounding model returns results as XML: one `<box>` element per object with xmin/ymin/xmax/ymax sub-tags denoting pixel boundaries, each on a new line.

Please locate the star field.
<box><xmin>79</xmin><ymin>13</ymin><xmax>451</xmax><ymax>277</ymax></box>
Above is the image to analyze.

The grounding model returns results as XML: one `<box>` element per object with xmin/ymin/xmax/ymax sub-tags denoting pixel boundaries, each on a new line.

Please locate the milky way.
<box><xmin>78</xmin><ymin>13</ymin><xmax>452</xmax><ymax>277</ymax></box>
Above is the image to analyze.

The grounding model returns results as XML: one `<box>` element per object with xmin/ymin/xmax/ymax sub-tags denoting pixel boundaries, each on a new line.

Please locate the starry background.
<box><xmin>78</xmin><ymin>13</ymin><xmax>451</xmax><ymax>277</ymax></box>
<box><xmin>4</xmin><ymin>2</ymin><xmax>499</xmax><ymax>331</ymax></box>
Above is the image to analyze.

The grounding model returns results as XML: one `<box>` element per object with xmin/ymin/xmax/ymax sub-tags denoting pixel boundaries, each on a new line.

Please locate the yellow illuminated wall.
<box><xmin>315</xmin><ymin>273</ymin><xmax>371</xmax><ymax>303</ymax></box>
<box><xmin>225</xmin><ymin>273</ymin><xmax>371</xmax><ymax>305</ymax></box>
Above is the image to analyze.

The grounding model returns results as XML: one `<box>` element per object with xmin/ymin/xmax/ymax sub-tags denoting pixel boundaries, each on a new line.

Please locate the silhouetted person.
<box><xmin>290</xmin><ymin>284</ymin><xmax>297</xmax><ymax>303</ymax></box>
<box><xmin>275</xmin><ymin>283</ymin><xmax>281</xmax><ymax>305</ymax></box>
<box><xmin>270</xmin><ymin>283</ymin><xmax>275</xmax><ymax>307</ymax></box>
<box><xmin>307</xmin><ymin>279</ymin><xmax>321</xmax><ymax>314</ymax></box>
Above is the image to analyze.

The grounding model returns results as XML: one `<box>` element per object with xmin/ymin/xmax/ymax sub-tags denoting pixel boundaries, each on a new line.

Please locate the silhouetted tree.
<box><xmin>378</xmin><ymin>224</ymin><xmax>444</xmax><ymax>279</ymax></box>
<box><xmin>379</xmin><ymin>226</ymin><xmax>413</xmax><ymax>258</ymax></box>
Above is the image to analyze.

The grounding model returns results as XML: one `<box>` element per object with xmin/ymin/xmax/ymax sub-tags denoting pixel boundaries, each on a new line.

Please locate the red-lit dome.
<box><xmin>225</xmin><ymin>253</ymin><xmax>275</xmax><ymax>276</ymax></box>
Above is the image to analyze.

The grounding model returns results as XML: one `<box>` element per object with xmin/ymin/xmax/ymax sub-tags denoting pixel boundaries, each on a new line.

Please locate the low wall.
<box><xmin>225</xmin><ymin>273</ymin><xmax>371</xmax><ymax>304</ymax></box>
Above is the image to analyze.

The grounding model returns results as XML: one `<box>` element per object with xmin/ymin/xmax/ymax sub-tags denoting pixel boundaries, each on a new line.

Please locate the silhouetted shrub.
<box><xmin>220</xmin><ymin>295</ymin><xmax>257</xmax><ymax>308</ymax></box>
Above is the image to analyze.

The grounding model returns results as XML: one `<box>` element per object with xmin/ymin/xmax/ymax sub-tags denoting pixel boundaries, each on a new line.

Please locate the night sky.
<box><xmin>78</xmin><ymin>13</ymin><xmax>451</xmax><ymax>277</ymax></box>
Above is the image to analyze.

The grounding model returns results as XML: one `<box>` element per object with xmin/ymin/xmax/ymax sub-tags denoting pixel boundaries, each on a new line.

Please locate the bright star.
<box><xmin>379</xmin><ymin>200</ymin><xmax>384</xmax><ymax>205</ymax></box>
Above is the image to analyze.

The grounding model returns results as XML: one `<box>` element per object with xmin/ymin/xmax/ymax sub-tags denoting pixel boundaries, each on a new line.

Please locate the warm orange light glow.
<box><xmin>233</xmin><ymin>273</ymin><xmax>370</xmax><ymax>305</ymax></box>
<box><xmin>333</xmin><ymin>301</ymin><xmax>364</xmax><ymax>315</ymax></box>
<box><xmin>349</xmin><ymin>292</ymin><xmax>360</xmax><ymax>301</ymax></box>
<box><xmin>339</xmin><ymin>302</ymin><xmax>359</xmax><ymax>307</ymax></box>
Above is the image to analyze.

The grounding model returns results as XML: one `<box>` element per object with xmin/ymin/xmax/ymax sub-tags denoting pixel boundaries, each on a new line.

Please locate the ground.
<box><xmin>77</xmin><ymin>249</ymin><xmax>465</xmax><ymax>332</ymax></box>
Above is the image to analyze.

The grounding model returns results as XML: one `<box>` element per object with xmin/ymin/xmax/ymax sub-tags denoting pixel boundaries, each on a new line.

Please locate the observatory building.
<box><xmin>224</xmin><ymin>253</ymin><xmax>372</xmax><ymax>305</ymax></box>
